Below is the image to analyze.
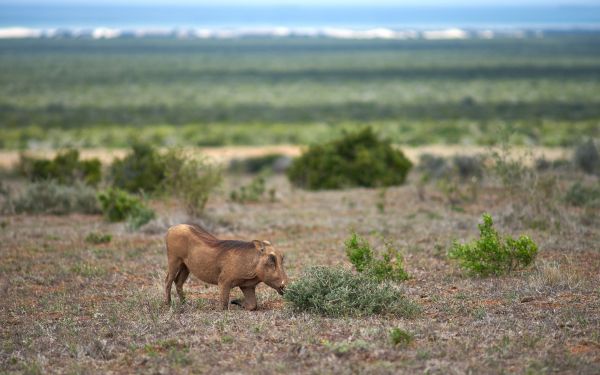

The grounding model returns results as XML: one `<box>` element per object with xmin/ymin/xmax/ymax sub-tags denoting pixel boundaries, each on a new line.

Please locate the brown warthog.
<box><xmin>164</xmin><ymin>224</ymin><xmax>289</xmax><ymax>310</ymax></box>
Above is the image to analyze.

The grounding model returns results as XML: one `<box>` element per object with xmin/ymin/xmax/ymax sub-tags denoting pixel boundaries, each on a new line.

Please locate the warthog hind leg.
<box><xmin>175</xmin><ymin>264</ymin><xmax>190</xmax><ymax>303</ymax></box>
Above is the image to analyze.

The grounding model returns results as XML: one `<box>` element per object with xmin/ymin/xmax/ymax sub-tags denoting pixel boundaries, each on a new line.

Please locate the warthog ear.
<box><xmin>253</xmin><ymin>240</ymin><xmax>265</xmax><ymax>252</ymax></box>
<box><xmin>263</xmin><ymin>240</ymin><xmax>271</xmax><ymax>246</ymax></box>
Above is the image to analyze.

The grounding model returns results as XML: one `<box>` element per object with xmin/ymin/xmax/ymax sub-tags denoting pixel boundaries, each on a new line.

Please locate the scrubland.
<box><xmin>1</xmin><ymin>142</ymin><xmax>599</xmax><ymax>374</ymax></box>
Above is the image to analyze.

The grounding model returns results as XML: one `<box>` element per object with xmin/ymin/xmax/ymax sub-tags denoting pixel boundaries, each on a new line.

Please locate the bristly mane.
<box><xmin>187</xmin><ymin>224</ymin><xmax>256</xmax><ymax>251</ymax></box>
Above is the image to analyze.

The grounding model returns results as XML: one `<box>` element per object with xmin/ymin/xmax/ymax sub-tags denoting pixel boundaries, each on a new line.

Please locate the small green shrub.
<box><xmin>345</xmin><ymin>233</ymin><xmax>373</xmax><ymax>272</ymax></box>
<box><xmin>85</xmin><ymin>232</ymin><xmax>112</xmax><ymax>244</ymax></box>
<box><xmin>565</xmin><ymin>182</ymin><xmax>600</xmax><ymax>207</ymax></box>
<box><xmin>389</xmin><ymin>328</ymin><xmax>414</xmax><ymax>347</ymax></box>
<box><xmin>448</xmin><ymin>213</ymin><xmax>538</xmax><ymax>276</ymax></box>
<box><xmin>229</xmin><ymin>176</ymin><xmax>267</xmax><ymax>203</ymax></box>
<box><xmin>287</xmin><ymin>127</ymin><xmax>412</xmax><ymax>190</ymax></box>
<box><xmin>109</xmin><ymin>143</ymin><xmax>166</xmax><ymax>194</ymax></box>
<box><xmin>18</xmin><ymin>149</ymin><xmax>102</xmax><ymax>186</ymax></box>
<box><xmin>97</xmin><ymin>188</ymin><xmax>155</xmax><ymax>229</ymax></box>
<box><xmin>574</xmin><ymin>139</ymin><xmax>599</xmax><ymax>175</ymax></box>
<box><xmin>162</xmin><ymin>149</ymin><xmax>222</xmax><ymax>216</ymax></box>
<box><xmin>283</xmin><ymin>266</ymin><xmax>420</xmax><ymax>317</ymax></box>
<box><xmin>12</xmin><ymin>181</ymin><xmax>99</xmax><ymax>215</ymax></box>
<box><xmin>345</xmin><ymin>232</ymin><xmax>409</xmax><ymax>282</ymax></box>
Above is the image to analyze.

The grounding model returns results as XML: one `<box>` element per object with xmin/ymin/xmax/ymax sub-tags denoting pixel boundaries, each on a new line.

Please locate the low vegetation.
<box><xmin>11</xmin><ymin>181</ymin><xmax>99</xmax><ymax>215</ymax></box>
<box><xmin>287</xmin><ymin>127</ymin><xmax>412</xmax><ymax>190</ymax></box>
<box><xmin>229</xmin><ymin>176</ymin><xmax>275</xmax><ymax>203</ymax></box>
<box><xmin>448</xmin><ymin>213</ymin><xmax>538</xmax><ymax>276</ymax></box>
<box><xmin>283</xmin><ymin>266</ymin><xmax>419</xmax><ymax>317</ymax></box>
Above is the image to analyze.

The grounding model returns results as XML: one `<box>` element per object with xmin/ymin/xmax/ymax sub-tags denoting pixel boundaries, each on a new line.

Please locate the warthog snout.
<box><xmin>277</xmin><ymin>282</ymin><xmax>287</xmax><ymax>295</ymax></box>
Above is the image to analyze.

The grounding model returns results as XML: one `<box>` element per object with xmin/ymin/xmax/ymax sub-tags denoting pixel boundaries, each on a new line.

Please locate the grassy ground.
<box><xmin>1</xmin><ymin>161</ymin><xmax>599</xmax><ymax>373</ymax></box>
<box><xmin>1</xmin><ymin>36</ymin><xmax>600</xmax><ymax>149</ymax></box>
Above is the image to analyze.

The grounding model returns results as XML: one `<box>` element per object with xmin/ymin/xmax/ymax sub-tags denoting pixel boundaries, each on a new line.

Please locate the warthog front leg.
<box><xmin>219</xmin><ymin>281</ymin><xmax>232</xmax><ymax>310</ymax></box>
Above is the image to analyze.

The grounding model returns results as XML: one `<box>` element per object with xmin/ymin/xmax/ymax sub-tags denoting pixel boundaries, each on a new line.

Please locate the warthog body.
<box><xmin>164</xmin><ymin>224</ymin><xmax>288</xmax><ymax>310</ymax></box>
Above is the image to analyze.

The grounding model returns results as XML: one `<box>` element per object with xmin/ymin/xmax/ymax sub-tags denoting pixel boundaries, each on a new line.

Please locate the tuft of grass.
<box><xmin>448</xmin><ymin>213</ymin><xmax>538</xmax><ymax>276</ymax></box>
<box><xmin>85</xmin><ymin>232</ymin><xmax>112</xmax><ymax>244</ymax></box>
<box><xmin>345</xmin><ymin>232</ymin><xmax>409</xmax><ymax>282</ymax></box>
<box><xmin>71</xmin><ymin>262</ymin><xmax>106</xmax><ymax>278</ymax></box>
<box><xmin>283</xmin><ymin>266</ymin><xmax>419</xmax><ymax>317</ymax></box>
<box><xmin>389</xmin><ymin>328</ymin><xmax>414</xmax><ymax>347</ymax></box>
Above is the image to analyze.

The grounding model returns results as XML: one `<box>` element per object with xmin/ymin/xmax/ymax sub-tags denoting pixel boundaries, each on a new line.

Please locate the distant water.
<box><xmin>1</xmin><ymin>5</ymin><xmax>600</xmax><ymax>29</ymax></box>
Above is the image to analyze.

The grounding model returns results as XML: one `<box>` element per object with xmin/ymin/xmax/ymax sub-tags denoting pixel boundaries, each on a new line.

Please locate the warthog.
<box><xmin>164</xmin><ymin>224</ymin><xmax>289</xmax><ymax>310</ymax></box>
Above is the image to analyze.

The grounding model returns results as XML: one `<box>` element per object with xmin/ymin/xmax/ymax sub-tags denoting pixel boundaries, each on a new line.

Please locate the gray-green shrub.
<box><xmin>448</xmin><ymin>213</ymin><xmax>538</xmax><ymax>276</ymax></box>
<box><xmin>162</xmin><ymin>149</ymin><xmax>222</xmax><ymax>217</ymax></box>
<box><xmin>12</xmin><ymin>181</ymin><xmax>99</xmax><ymax>215</ymax></box>
<box><xmin>283</xmin><ymin>266</ymin><xmax>419</xmax><ymax>317</ymax></box>
<box><xmin>565</xmin><ymin>182</ymin><xmax>600</xmax><ymax>207</ymax></box>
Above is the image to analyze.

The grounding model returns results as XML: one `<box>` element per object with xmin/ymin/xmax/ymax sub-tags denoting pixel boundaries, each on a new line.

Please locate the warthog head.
<box><xmin>253</xmin><ymin>240</ymin><xmax>289</xmax><ymax>295</ymax></box>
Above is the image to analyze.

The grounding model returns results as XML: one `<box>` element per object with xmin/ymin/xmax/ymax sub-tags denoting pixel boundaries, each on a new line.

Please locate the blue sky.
<box><xmin>3</xmin><ymin>0</ymin><xmax>600</xmax><ymax>5</ymax></box>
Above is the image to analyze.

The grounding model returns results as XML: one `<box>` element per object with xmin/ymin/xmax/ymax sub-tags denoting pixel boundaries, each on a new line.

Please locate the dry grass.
<box><xmin>1</xmin><ymin>163</ymin><xmax>599</xmax><ymax>374</ymax></box>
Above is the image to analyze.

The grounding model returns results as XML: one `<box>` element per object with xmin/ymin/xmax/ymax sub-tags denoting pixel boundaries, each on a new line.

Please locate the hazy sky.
<box><xmin>3</xmin><ymin>0</ymin><xmax>600</xmax><ymax>5</ymax></box>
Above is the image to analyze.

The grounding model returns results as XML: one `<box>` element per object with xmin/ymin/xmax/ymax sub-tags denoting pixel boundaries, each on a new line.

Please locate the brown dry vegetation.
<box><xmin>1</xmin><ymin>157</ymin><xmax>599</xmax><ymax>374</ymax></box>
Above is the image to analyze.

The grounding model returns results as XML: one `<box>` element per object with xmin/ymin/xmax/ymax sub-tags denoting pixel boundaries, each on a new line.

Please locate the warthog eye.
<box><xmin>268</xmin><ymin>254</ymin><xmax>277</xmax><ymax>266</ymax></box>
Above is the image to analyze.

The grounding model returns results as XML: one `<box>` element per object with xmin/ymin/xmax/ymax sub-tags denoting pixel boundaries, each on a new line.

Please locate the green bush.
<box><xmin>389</xmin><ymin>328</ymin><xmax>414</xmax><ymax>347</ymax></box>
<box><xmin>283</xmin><ymin>266</ymin><xmax>420</xmax><ymax>318</ymax></box>
<box><xmin>287</xmin><ymin>127</ymin><xmax>412</xmax><ymax>190</ymax></box>
<box><xmin>345</xmin><ymin>232</ymin><xmax>409</xmax><ymax>282</ymax></box>
<box><xmin>97</xmin><ymin>188</ymin><xmax>155</xmax><ymax>229</ymax></box>
<box><xmin>12</xmin><ymin>181</ymin><xmax>99</xmax><ymax>215</ymax></box>
<box><xmin>18</xmin><ymin>149</ymin><xmax>102</xmax><ymax>186</ymax></box>
<box><xmin>448</xmin><ymin>213</ymin><xmax>538</xmax><ymax>276</ymax></box>
<box><xmin>565</xmin><ymin>182</ymin><xmax>600</xmax><ymax>207</ymax></box>
<box><xmin>162</xmin><ymin>149</ymin><xmax>222</xmax><ymax>217</ymax></box>
<box><xmin>85</xmin><ymin>232</ymin><xmax>112</xmax><ymax>244</ymax></box>
<box><xmin>109</xmin><ymin>143</ymin><xmax>166</xmax><ymax>194</ymax></box>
